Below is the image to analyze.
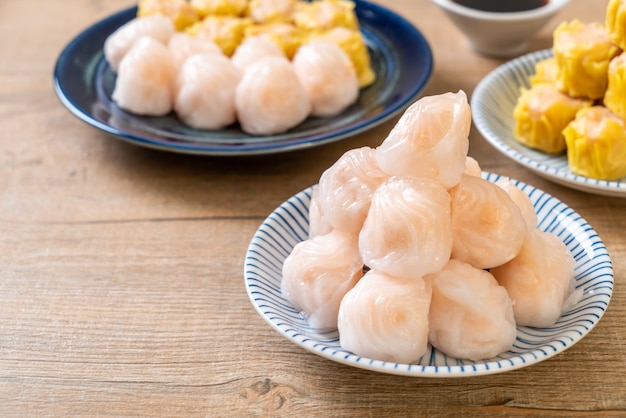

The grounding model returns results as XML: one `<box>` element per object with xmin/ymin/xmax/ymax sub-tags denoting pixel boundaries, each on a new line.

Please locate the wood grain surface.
<box><xmin>1</xmin><ymin>0</ymin><xmax>624</xmax><ymax>416</ymax></box>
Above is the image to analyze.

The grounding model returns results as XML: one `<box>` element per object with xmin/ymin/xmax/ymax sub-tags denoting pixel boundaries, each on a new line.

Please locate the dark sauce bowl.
<box><xmin>432</xmin><ymin>0</ymin><xmax>570</xmax><ymax>57</ymax></box>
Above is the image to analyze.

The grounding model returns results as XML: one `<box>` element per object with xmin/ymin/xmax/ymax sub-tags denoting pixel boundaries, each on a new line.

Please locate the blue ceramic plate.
<box><xmin>244</xmin><ymin>172</ymin><xmax>613</xmax><ymax>377</ymax></box>
<box><xmin>472</xmin><ymin>49</ymin><xmax>626</xmax><ymax>197</ymax></box>
<box><xmin>53</xmin><ymin>1</ymin><xmax>433</xmax><ymax>156</ymax></box>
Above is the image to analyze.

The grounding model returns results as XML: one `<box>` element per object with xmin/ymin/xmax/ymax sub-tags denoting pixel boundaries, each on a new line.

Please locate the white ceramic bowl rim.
<box><xmin>432</xmin><ymin>0</ymin><xmax>570</xmax><ymax>22</ymax></box>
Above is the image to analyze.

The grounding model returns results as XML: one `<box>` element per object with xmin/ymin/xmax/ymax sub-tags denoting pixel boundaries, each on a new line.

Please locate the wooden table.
<box><xmin>2</xmin><ymin>0</ymin><xmax>624</xmax><ymax>415</ymax></box>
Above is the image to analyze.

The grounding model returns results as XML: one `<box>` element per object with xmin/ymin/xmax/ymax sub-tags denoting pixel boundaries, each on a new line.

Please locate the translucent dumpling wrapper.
<box><xmin>104</xmin><ymin>15</ymin><xmax>175</xmax><ymax>72</ymax></box>
<box><xmin>513</xmin><ymin>83</ymin><xmax>592</xmax><ymax>154</ymax></box>
<box><xmin>562</xmin><ymin>106</ymin><xmax>626</xmax><ymax>180</ymax></box>
<box><xmin>112</xmin><ymin>36</ymin><xmax>176</xmax><ymax>116</ymax></box>
<box><xmin>359</xmin><ymin>176</ymin><xmax>453</xmax><ymax>279</ymax></box>
<box><xmin>168</xmin><ymin>32</ymin><xmax>222</xmax><ymax>71</ymax></box>
<box><xmin>603</xmin><ymin>53</ymin><xmax>626</xmax><ymax>121</ymax></box>
<box><xmin>495</xmin><ymin>178</ymin><xmax>538</xmax><ymax>229</ymax></box>
<box><xmin>490</xmin><ymin>229</ymin><xmax>576</xmax><ymax>328</ymax></box>
<box><xmin>606</xmin><ymin>0</ymin><xmax>626</xmax><ymax>50</ymax></box>
<box><xmin>375</xmin><ymin>91</ymin><xmax>471</xmax><ymax>189</ymax></box>
<box><xmin>281</xmin><ymin>229</ymin><xmax>363</xmax><ymax>330</ymax></box>
<box><xmin>292</xmin><ymin>39</ymin><xmax>360</xmax><ymax>117</ymax></box>
<box><xmin>529</xmin><ymin>57</ymin><xmax>559</xmax><ymax>86</ymax></box>
<box><xmin>449</xmin><ymin>175</ymin><xmax>528</xmax><ymax>270</ymax></box>
<box><xmin>317</xmin><ymin>146</ymin><xmax>388</xmax><ymax>233</ymax></box>
<box><xmin>317</xmin><ymin>27</ymin><xmax>376</xmax><ymax>88</ymax></box>
<box><xmin>337</xmin><ymin>270</ymin><xmax>432</xmax><ymax>364</ymax></box>
<box><xmin>426</xmin><ymin>259</ymin><xmax>517</xmax><ymax>361</ymax></box>
<box><xmin>553</xmin><ymin>20</ymin><xmax>620</xmax><ymax>100</ymax></box>
<box><xmin>231</xmin><ymin>35</ymin><xmax>287</xmax><ymax>72</ymax></box>
<box><xmin>185</xmin><ymin>15</ymin><xmax>254</xmax><ymax>56</ymax></box>
<box><xmin>174</xmin><ymin>53</ymin><xmax>241</xmax><ymax>130</ymax></box>
<box><xmin>235</xmin><ymin>56</ymin><xmax>311</xmax><ymax>135</ymax></box>
<box><xmin>138</xmin><ymin>0</ymin><xmax>200</xmax><ymax>31</ymax></box>
<box><xmin>308</xmin><ymin>186</ymin><xmax>333</xmax><ymax>238</ymax></box>
<box><xmin>464</xmin><ymin>156</ymin><xmax>482</xmax><ymax>177</ymax></box>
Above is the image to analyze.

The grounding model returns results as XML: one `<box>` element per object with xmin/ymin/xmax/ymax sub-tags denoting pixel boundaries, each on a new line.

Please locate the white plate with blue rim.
<box><xmin>471</xmin><ymin>49</ymin><xmax>626</xmax><ymax>198</ymax></box>
<box><xmin>244</xmin><ymin>172</ymin><xmax>613</xmax><ymax>377</ymax></box>
<box><xmin>53</xmin><ymin>1</ymin><xmax>433</xmax><ymax>156</ymax></box>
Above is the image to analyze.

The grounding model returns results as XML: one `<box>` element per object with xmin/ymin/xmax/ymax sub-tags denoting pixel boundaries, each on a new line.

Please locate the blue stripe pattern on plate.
<box><xmin>244</xmin><ymin>172</ymin><xmax>613</xmax><ymax>377</ymax></box>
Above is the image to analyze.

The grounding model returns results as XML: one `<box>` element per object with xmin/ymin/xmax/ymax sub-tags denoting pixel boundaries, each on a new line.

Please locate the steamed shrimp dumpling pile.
<box><xmin>174</xmin><ymin>53</ymin><xmax>241</xmax><ymax>130</ymax></box>
<box><xmin>375</xmin><ymin>90</ymin><xmax>471</xmax><ymax>189</ymax></box>
<box><xmin>112</xmin><ymin>36</ymin><xmax>176</xmax><ymax>116</ymax></box>
<box><xmin>359</xmin><ymin>176</ymin><xmax>453</xmax><ymax>279</ymax></box>
<box><xmin>281</xmin><ymin>229</ymin><xmax>363</xmax><ymax>330</ymax></box>
<box><xmin>427</xmin><ymin>259</ymin><xmax>517</xmax><ymax>361</ymax></box>
<box><xmin>317</xmin><ymin>146</ymin><xmax>388</xmax><ymax>234</ymax></box>
<box><xmin>338</xmin><ymin>270</ymin><xmax>432</xmax><ymax>364</ymax></box>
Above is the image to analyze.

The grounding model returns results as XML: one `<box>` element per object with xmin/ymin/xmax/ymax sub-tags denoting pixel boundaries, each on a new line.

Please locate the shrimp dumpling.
<box><xmin>174</xmin><ymin>53</ymin><xmax>241</xmax><ymax>130</ymax></box>
<box><xmin>449</xmin><ymin>175</ymin><xmax>528</xmax><ymax>269</ymax></box>
<box><xmin>236</xmin><ymin>56</ymin><xmax>311</xmax><ymax>135</ymax></box>
<box><xmin>308</xmin><ymin>186</ymin><xmax>333</xmax><ymax>238</ymax></box>
<box><xmin>281</xmin><ymin>229</ymin><xmax>363</xmax><ymax>330</ymax></box>
<box><xmin>359</xmin><ymin>176</ymin><xmax>453</xmax><ymax>279</ymax></box>
<box><xmin>495</xmin><ymin>178</ymin><xmax>538</xmax><ymax>229</ymax></box>
<box><xmin>168</xmin><ymin>32</ymin><xmax>222</xmax><ymax>71</ymax></box>
<box><xmin>112</xmin><ymin>36</ymin><xmax>176</xmax><ymax>116</ymax></box>
<box><xmin>317</xmin><ymin>146</ymin><xmax>388</xmax><ymax>233</ymax></box>
<box><xmin>104</xmin><ymin>15</ymin><xmax>175</xmax><ymax>72</ymax></box>
<box><xmin>292</xmin><ymin>39</ymin><xmax>360</xmax><ymax>117</ymax></box>
<box><xmin>490</xmin><ymin>228</ymin><xmax>576</xmax><ymax>327</ymax></box>
<box><xmin>338</xmin><ymin>270</ymin><xmax>432</xmax><ymax>364</ymax></box>
<box><xmin>427</xmin><ymin>259</ymin><xmax>517</xmax><ymax>361</ymax></box>
<box><xmin>375</xmin><ymin>91</ymin><xmax>471</xmax><ymax>189</ymax></box>
<box><xmin>231</xmin><ymin>35</ymin><xmax>287</xmax><ymax>72</ymax></box>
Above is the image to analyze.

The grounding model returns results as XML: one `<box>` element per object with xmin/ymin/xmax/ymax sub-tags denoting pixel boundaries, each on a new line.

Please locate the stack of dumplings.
<box><xmin>281</xmin><ymin>91</ymin><xmax>578</xmax><ymax>363</ymax></box>
<box><xmin>513</xmin><ymin>0</ymin><xmax>626</xmax><ymax>180</ymax></box>
<box><xmin>103</xmin><ymin>0</ymin><xmax>375</xmax><ymax>136</ymax></box>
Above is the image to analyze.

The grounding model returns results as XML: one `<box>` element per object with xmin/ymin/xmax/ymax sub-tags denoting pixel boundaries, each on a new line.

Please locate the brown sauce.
<box><xmin>452</xmin><ymin>0</ymin><xmax>549</xmax><ymax>13</ymax></box>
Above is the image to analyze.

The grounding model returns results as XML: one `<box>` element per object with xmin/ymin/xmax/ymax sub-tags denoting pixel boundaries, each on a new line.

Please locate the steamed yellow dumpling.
<box><xmin>553</xmin><ymin>20</ymin><xmax>620</xmax><ymax>100</ymax></box>
<box><xmin>563</xmin><ymin>106</ymin><xmax>626</xmax><ymax>180</ymax></box>
<box><xmin>603</xmin><ymin>53</ymin><xmax>626</xmax><ymax>120</ymax></box>
<box><xmin>138</xmin><ymin>0</ymin><xmax>199</xmax><ymax>30</ymax></box>
<box><xmin>293</xmin><ymin>0</ymin><xmax>359</xmax><ymax>32</ymax></box>
<box><xmin>190</xmin><ymin>0</ymin><xmax>248</xmax><ymax>18</ymax></box>
<box><xmin>513</xmin><ymin>83</ymin><xmax>592</xmax><ymax>154</ymax></box>
<box><xmin>606</xmin><ymin>0</ymin><xmax>626</xmax><ymax>50</ymax></box>
<box><xmin>317</xmin><ymin>26</ymin><xmax>375</xmax><ymax>88</ymax></box>
<box><xmin>530</xmin><ymin>57</ymin><xmax>559</xmax><ymax>86</ymax></box>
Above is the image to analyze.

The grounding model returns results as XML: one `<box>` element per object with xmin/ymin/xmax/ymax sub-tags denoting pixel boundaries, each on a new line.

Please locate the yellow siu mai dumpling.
<box><xmin>317</xmin><ymin>27</ymin><xmax>375</xmax><ymax>88</ymax></box>
<box><xmin>137</xmin><ymin>0</ymin><xmax>199</xmax><ymax>31</ymax></box>
<box><xmin>553</xmin><ymin>20</ymin><xmax>620</xmax><ymax>100</ymax></box>
<box><xmin>563</xmin><ymin>106</ymin><xmax>626</xmax><ymax>180</ymax></box>
<box><xmin>530</xmin><ymin>57</ymin><xmax>559</xmax><ymax>86</ymax></box>
<box><xmin>190</xmin><ymin>0</ymin><xmax>248</xmax><ymax>18</ymax></box>
<box><xmin>185</xmin><ymin>15</ymin><xmax>253</xmax><ymax>56</ymax></box>
<box><xmin>606</xmin><ymin>0</ymin><xmax>626</xmax><ymax>50</ymax></box>
<box><xmin>513</xmin><ymin>83</ymin><xmax>592</xmax><ymax>154</ymax></box>
<box><xmin>603</xmin><ymin>53</ymin><xmax>626</xmax><ymax>120</ymax></box>
<box><xmin>245</xmin><ymin>0</ymin><xmax>297</xmax><ymax>24</ymax></box>
<box><xmin>293</xmin><ymin>0</ymin><xmax>359</xmax><ymax>33</ymax></box>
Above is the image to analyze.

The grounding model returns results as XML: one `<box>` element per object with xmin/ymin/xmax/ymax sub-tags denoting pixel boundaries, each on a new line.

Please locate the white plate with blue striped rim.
<box><xmin>471</xmin><ymin>49</ymin><xmax>626</xmax><ymax>198</ymax></box>
<box><xmin>244</xmin><ymin>172</ymin><xmax>613</xmax><ymax>377</ymax></box>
